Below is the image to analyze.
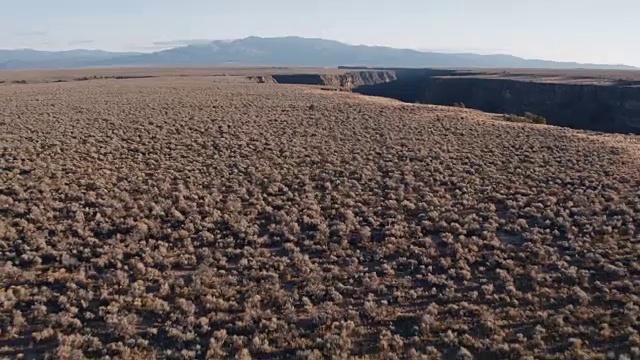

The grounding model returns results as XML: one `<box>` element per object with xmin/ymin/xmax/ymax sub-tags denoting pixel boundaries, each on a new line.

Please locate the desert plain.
<box><xmin>1</xmin><ymin>70</ymin><xmax>640</xmax><ymax>359</ymax></box>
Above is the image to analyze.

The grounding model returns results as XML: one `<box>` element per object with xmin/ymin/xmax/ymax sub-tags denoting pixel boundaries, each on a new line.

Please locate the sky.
<box><xmin>1</xmin><ymin>0</ymin><xmax>639</xmax><ymax>66</ymax></box>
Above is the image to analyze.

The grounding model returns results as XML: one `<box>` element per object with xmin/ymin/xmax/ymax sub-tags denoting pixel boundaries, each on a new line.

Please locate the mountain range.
<box><xmin>0</xmin><ymin>36</ymin><xmax>636</xmax><ymax>70</ymax></box>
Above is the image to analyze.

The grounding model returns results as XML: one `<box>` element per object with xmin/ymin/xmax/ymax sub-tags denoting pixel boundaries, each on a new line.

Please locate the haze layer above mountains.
<box><xmin>0</xmin><ymin>36</ymin><xmax>636</xmax><ymax>70</ymax></box>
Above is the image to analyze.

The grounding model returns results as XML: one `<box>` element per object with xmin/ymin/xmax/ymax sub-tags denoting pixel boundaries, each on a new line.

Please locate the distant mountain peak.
<box><xmin>0</xmin><ymin>36</ymin><xmax>636</xmax><ymax>70</ymax></box>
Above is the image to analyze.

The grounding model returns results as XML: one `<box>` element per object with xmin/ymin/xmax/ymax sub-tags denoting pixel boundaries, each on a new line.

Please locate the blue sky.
<box><xmin>1</xmin><ymin>0</ymin><xmax>638</xmax><ymax>66</ymax></box>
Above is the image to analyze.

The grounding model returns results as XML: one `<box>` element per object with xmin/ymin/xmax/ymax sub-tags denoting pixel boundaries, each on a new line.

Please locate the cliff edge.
<box><xmin>270</xmin><ymin>71</ymin><xmax>396</xmax><ymax>89</ymax></box>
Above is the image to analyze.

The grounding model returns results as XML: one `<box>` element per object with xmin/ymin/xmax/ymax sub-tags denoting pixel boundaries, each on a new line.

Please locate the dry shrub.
<box><xmin>0</xmin><ymin>74</ymin><xmax>638</xmax><ymax>359</ymax></box>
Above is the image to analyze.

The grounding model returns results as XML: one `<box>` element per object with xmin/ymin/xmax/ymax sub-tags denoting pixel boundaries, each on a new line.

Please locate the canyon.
<box><xmin>270</xmin><ymin>68</ymin><xmax>640</xmax><ymax>134</ymax></box>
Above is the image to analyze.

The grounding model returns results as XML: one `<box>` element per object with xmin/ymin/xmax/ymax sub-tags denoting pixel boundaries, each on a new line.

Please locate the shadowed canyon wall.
<box><xmin>354</xmin><ymin>69</ymin><xmax>640</xmax><ymax>134</ymax></box>
<box><xmin>263</xmin><ymin>69</ymin><xmax>640</xmax><ymax>134</ymax></box>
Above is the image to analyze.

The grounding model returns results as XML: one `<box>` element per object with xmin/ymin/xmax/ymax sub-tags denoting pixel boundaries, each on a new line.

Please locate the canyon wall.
<box><xmin>355</xmin><ymin>69</ymin><xmax>640</xmax><ymax>134</ymax></box>
<box><xmin>272</xmin><ymin>71</ymin><xmax>397</xmax><ymax>89</ymax></box>
<box><xmin>259</xmin><ymin>68</ymin><xmax>640</xmax><ymax>134</ymax></box>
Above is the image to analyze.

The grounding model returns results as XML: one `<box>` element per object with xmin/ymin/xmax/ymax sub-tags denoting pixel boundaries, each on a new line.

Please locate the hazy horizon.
<box><xmin>2</xmin><ymin>0</ymin><xmax>639</xmax><ymax>67</ymax></box>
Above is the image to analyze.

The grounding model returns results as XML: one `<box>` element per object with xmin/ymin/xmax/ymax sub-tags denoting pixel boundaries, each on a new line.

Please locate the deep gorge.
<box><xmin>270</xmin><ymin>68</ymin><xmax>640</xmax><ymax>134</ymax></box>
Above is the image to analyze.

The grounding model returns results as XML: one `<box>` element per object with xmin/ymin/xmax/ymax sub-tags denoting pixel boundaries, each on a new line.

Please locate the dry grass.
<box><xmin>1</xmin><ymin>75</ymin><xmax>640</xmax><ymax>359</ymax></box>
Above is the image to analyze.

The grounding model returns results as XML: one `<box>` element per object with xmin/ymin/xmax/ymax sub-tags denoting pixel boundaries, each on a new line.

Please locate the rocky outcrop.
<box><xmin>272</xmin><ymin>71</ymin><xmax>396</xmax><ymax>89</ymax></box>
<box><xmin>246</xmin><ymin>75</ymin><xmax>277</xmax><ymax>83</ymax></box>
<box><xmin>355</xmin><ymin>69</ymin><xmax>640</xmax><ymax>134</ymax></box>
